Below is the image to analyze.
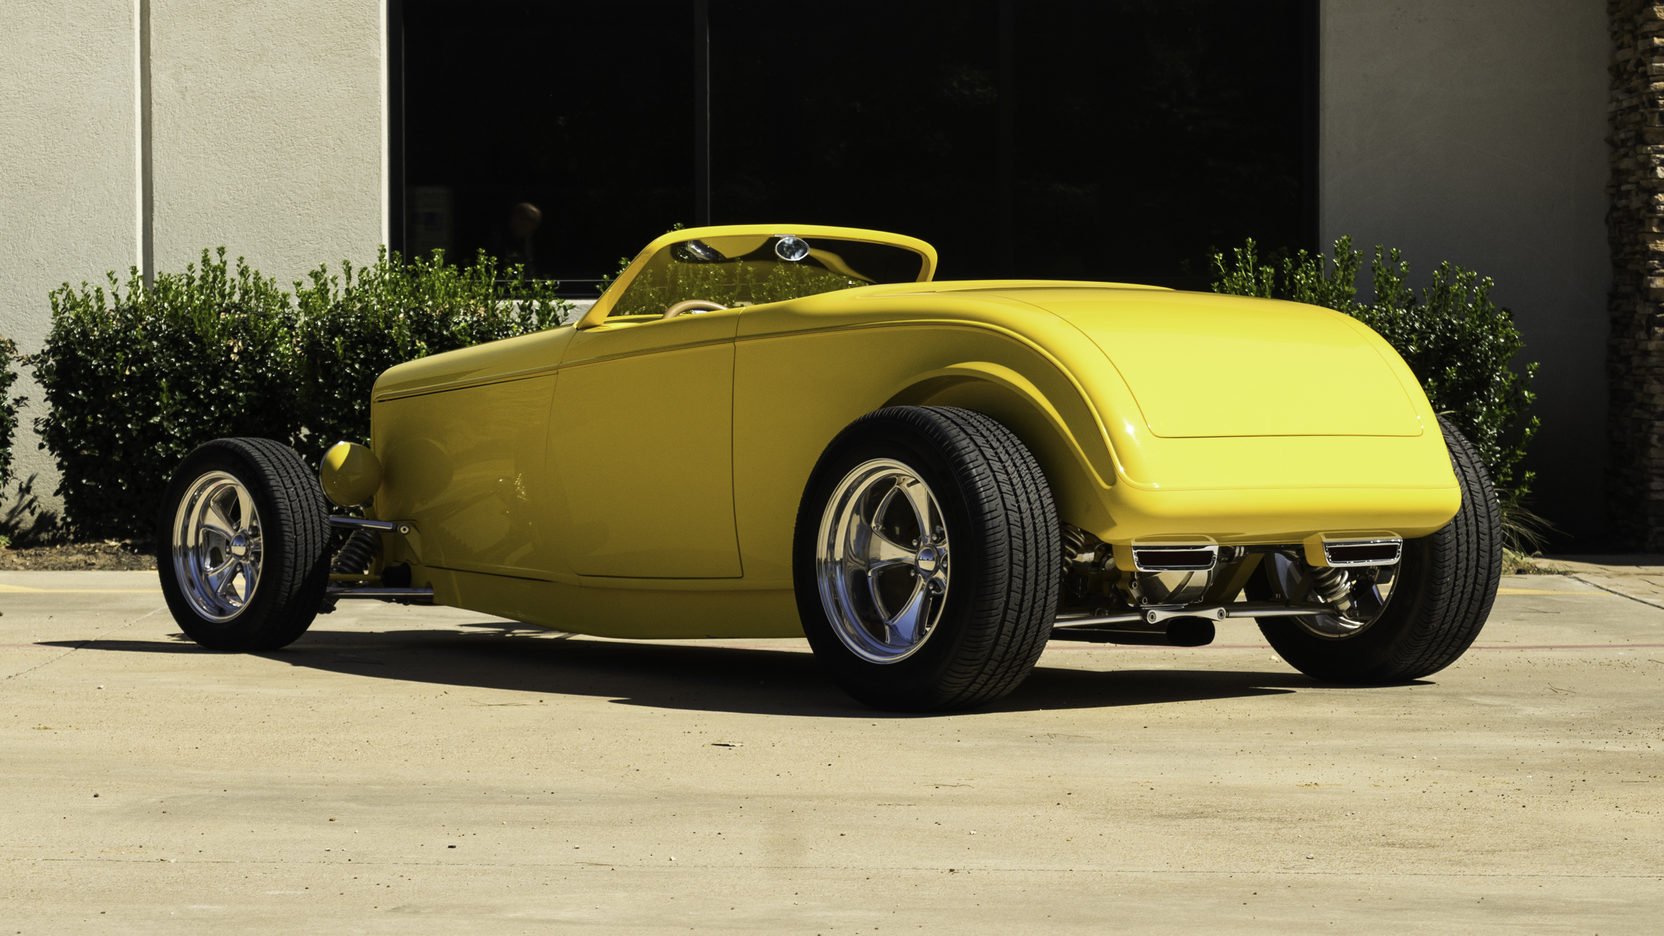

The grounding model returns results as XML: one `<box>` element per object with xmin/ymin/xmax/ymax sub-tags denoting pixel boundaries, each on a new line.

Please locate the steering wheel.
<box><xmin>663</xmin><ymin>299</ymin><xmax>728</xmax><ymax>320</ymax></box>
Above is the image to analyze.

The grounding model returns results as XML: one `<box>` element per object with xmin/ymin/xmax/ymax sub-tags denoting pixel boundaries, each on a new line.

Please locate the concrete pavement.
<box><xmin>1551</xmin><ymin>554</ymin><xmax>1664</xmax><ymax>608</ymax></box>
<box><xmin>2</xmin><ymin>569</ymin><xmax>1661</xmax><ymax>933</ymax></box>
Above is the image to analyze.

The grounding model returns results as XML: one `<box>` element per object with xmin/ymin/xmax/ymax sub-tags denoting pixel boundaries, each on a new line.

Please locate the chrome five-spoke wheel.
<box><xmin>794</xmin><ymin>406</ymin><xmax>1059</xmax><ymax>710</ymax></box>
<box><xmin>158</xmin><ymin>438</ymin><xmax>331</xmax><ymax>651</ymax></box>
<box><xmin>815</xmin><ymin>459</ymin><xmax>950</xmax><ymax>663</ymax></box>
<box><xmin>172</xmin><ymin>470</ymin><xmax>264</xmax><ymax>622</ymax></box>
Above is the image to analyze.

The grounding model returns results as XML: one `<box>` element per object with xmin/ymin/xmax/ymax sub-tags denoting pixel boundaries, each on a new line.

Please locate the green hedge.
<box><xmin>1211</xmin><ymin>237</ymin><xmax>1539</xmax><ymax>508</ymax></box>
<box><xmin>0</xmin><ymin>335</ymin><xmax>21</xmax><ymax>492</ymax></box>
<box><xmin>295</xmin><ymin>249</ymin><xmax>566</xmax><ymax>448</ymax></box>
<box><xmin>36</xmin><ymin>248</ymin><xmax>568</xmax><ymax>540</ymax></box>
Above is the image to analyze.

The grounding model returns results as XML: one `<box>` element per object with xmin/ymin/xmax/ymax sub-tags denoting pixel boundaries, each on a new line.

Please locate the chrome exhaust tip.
<box><xmin>1320</xmin><ymin>538</ymin><xmax>1403</xmax><ymax>567</ymax></box>
<box><xmin>1130</xmin><ymin>544</ymin><xmax>1218</xmax><ymax>572</ymax></box>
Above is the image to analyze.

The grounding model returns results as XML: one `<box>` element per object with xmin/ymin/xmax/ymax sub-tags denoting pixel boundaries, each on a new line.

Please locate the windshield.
<box><xmin>606</xmin><ymin>232</ymin><xmax>929</xmax><ymax>318</ymax></box>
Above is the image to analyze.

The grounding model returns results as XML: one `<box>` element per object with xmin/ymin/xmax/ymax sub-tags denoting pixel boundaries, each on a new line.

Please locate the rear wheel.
<box><xmin>794</xmin><ymin>406</ymin><xmax>1060</xmax><ymax>710</ymax></box>
<box><xmin>157</xmin><ymin>438</ymin><xmax>332</xmax><ymax>651</ymax></box>
<box><xmin>1254</xmin><ymin>417</ymin><xmax>1502</xmax><ymax>682</ymax></box>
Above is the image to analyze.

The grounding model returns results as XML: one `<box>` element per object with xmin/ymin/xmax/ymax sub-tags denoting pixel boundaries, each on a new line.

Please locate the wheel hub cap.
<box><xmin>815</xmin><ymin>459</ymin><xmax>951</xmax><ymax>664</ymax></box>
<box><xmin>914</xmin><ymin>546</ymin><xmax>942</xmax><ymax>576</ymax></box>
<box><xmin>171</xmin><ymin>471</ymin><xmax>264</xmax><ymax>623</ymax></box>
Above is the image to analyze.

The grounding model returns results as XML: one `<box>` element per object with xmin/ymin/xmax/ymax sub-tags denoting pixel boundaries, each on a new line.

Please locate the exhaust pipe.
<box><xmin>1318</xmin><ymin>538</ymin><xmax>1402</xmax><ymax>568</ymax></box>
<box><xmin>1050</xmin><ymin>615</ymin><xmax>1216</xmax><ymax>647</ymax></box>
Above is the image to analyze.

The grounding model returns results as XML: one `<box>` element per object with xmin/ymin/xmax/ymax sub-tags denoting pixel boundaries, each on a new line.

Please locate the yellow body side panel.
<box><xmin>548</xmin><ymin>311</ymin><xmax>743</xmax><ymax>578</ymax></box>
<box><xmin>372</xmin><ymin>327</ymin><xmax>570</xmax><ymax>578</ymax></box>
<box><xmin>428</xmin><ymin>569</ymin><xmax>798</xmax><ymax>640</ymax></box>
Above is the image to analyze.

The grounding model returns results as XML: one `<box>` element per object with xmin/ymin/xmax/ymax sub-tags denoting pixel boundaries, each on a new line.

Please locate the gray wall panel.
<box><xmin>1321</xmin><ymin>0</ymin><xmax>1610</xmax><ymax>539</ymax></box>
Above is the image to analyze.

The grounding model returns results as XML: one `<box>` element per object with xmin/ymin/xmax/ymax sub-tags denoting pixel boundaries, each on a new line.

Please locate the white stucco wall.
<box><xmin>0</xmin><ymin>1</ymin><xmax>140</xmax><ymax>529</ymax></box>
<box><xmin>149</xmin><ymin>0</ymin><xmax>384</xmax><ymax>284</ymax></box>
<box><xmin>0</xmin><ymin>1</ymin><xmax>385</xmax><ymax>530</ymax></box>
<box><xmin>1320</xmin><ymin>0</ymin><xmax>1611</xmax><ymax>540</ymax></box>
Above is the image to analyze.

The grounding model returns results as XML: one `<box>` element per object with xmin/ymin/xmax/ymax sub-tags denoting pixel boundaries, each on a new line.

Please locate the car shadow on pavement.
<box><xmin>39</xmin><ymin>623</ymin><xmax>1321</xmax><ymax>717</ymax></box>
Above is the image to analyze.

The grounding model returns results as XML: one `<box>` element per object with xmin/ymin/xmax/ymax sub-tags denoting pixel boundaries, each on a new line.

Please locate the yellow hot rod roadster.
<box><xmin>159</xmin><ymin>224</ymin><xmax>1500</xmax><ymax>710</ymax></box>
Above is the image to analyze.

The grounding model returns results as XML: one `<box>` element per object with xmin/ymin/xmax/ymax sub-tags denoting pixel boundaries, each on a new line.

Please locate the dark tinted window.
<box><xmin>1012</xmin><ymin>1</ymin><xmax>1310</xmax><ymax>286</ymax></box>
<box><xmin>398</xmin><ymin>0</ymin><xmax>1311</xmax><ymax>292</ymax></box>
<box><xmin>708</xmin><ymin>0</ymin><xmax>1001</xmax><ymax>279</ymax></box>
<box><xmin>401</xmin><ymin>0</ymin><xmax>695</xmax><ymax>293</ymax></box>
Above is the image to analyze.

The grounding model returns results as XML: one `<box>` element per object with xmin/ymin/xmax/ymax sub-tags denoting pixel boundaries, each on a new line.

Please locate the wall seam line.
<box><xmin>136</xmin><ymin>0</ymin><xmax>153</xmax><ymax>286</ymax></box>
<box><xmin>380</xmin><ymin>0</ymin><xmax>390</xmax><ymax>248</ymax></box>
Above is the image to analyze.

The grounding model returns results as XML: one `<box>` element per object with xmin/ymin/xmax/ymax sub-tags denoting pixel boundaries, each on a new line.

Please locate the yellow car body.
<box><xmin>359</xmin><ymin>224</ymin><xmax>1459</xmax><ymax>641</ymax></box>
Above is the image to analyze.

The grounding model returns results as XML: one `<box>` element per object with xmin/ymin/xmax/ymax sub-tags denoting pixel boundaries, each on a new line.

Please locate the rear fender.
<box><xmin>886</xmin><ymin>362</ymin><xmax>1116</xmax><ymax>535</ymax></box>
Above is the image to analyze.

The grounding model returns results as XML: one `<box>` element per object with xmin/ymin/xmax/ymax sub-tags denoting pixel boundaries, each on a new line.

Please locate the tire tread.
<box><xmin>794</xmin><ymin>406</ymin><xmax>1060</xmax><ymax>710</ymax></box>
<box><xmin>158</xmin><ymin>437</ymin><xmax>331</xmax><ymax>651</ymax></box>
<box><xmin>1256</xmin><ymin>417</ymin><xmax>1502</xmax><ymax>682</ymax></box>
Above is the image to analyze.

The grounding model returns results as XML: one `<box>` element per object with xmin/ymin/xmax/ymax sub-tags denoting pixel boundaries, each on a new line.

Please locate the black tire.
<box><xmin>793</xmin><ymin>406</ymin><xmax>1060</xmax><ymax>710</ymax></box>
<box><xmin>157</xmin><ymin>437</ymin><xmax>332</xmax><ymax>651</ymax></box>
<box><xmin>1256</xmin><ymin>417</ymin><xmax>1502</xmax><ymax>683</ymax></box>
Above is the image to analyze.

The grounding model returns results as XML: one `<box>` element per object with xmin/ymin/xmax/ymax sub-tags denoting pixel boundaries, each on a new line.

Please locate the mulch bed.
<box><xmin>0</xmin><ymin>542</ymin><xmax>1563</xmax><ymax>576</ymax></box>
<box><xmin>0</xmin><ymin>542</ymin><xmax>157</xmax><ymax>571</ymax></box>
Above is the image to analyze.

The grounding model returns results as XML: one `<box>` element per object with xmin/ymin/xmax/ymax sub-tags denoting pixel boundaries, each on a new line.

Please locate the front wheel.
<box><xmin>1254</xmin><ymin>417</ymin><xmax>1502</xmax><ymax>683</ymax></box>
<box><xmin>794</xmin><ymin>406</ymin><xmax>1060</xmax><ymax>711</ymax></box>
<box><xmin>157</xmin><ymin>438</ymin><xmax>332</xmax><ymax>651</ymax></box>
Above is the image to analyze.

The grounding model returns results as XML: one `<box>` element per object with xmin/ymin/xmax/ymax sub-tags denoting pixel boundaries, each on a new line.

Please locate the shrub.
<box><xmin>34</xmin><ymin>248</ymin><xmax>571</xmax><ymax>541</ymax></box>
<box><xmin>36</xmin><ymin>250</ymin><xmax>300</xmax><ymax>540</ymax></box>
<box><xmin>1211</xmin><ymin>237</ymin><xmax>1539</xmax><ymax>508</ymax></box>
<box><xmin>0</xmin><ymin>335</ymin><xmax>22</xmax><ymax>492</ymax></box>
<box><xmin>294</xmin><ymin>249</ymin><xmax>569</xmax><ymax>447</ymax></box>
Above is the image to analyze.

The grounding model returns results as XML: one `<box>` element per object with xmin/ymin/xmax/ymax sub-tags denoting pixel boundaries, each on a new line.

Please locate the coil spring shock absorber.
<box><xmin>331</xmin><ymin>529</ymin><xmax>379</xmax><ymax>576</ymax></box>
<box><xmin>1308</xmin><ymin>565</ymin><xmax>1355</xmax><ymax>613</ymax></box>
<box><xmin>1061</xmin><ymin>524</ymin><xmax>1091</xmax><ymax>563</ymax></box>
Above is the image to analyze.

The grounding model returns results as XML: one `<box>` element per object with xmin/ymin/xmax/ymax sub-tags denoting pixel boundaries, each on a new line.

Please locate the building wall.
<box><xmin>0</xmin><ymin>2</ymin><xmax>141</xmax><ymax>529</ymax></box>
<box><xmin>1320</xmin><ymin>0</ymin><xmax>1612</xmax><ymax>540</ymax></box>
<box><xmin>0</xmin><ymin>0</ymin><xmax>385</xmax><ymax>531</ymax></box>
<box><xmin>149</xmin><ymin>0</ymin><xmax>385</xmax><ymax>279</ymax></box>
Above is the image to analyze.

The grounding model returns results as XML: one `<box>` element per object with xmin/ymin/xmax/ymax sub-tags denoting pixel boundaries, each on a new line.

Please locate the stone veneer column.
<box><xmin>1609</xmin><ymin>0</ymin><xmax>1664</xmax><ymax>549</ymax></box>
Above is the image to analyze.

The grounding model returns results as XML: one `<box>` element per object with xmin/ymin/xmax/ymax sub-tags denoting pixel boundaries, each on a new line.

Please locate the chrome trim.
<box><xmin>1052</xmin><ymin>600</ymin><xmax>1336</xmax><ymax>631</ymax></box>
<box><xmin>329</xmin><ymin>516</ymin><xmax>411</xmax><ymax>535</ymax></box>
<box><xmin>1053</xmin><ymin>611</ymin><xmax>1145</xmax><ymax>627</ymax></box>
<box><xmin>1131</xmin><ymin>544</ymin><xmax>1218</xmax><ymax>572</ymax></box>
<box><xmin>1141</xmin><ymin>601</ymin><xmax>1332</xmax><ymax>624</ymax></box>
<box><xmin>814</xmin><ymin>458</ymin><xmax>951</xmax><ymax>664</ymax></box>
<box><xmin>325</xmin><ymin>586</ymin><xmax>434</xmax><ymax>601</ymax></box>
<box><xmin>1321</xmin><ymin>538</ymin><xmax>1403</xmax><ymax>568</ymax></box>
<box><xmin>171</xmin><ymin>470</ymin><xmax>263</xmax><ymax>623</ymax></box>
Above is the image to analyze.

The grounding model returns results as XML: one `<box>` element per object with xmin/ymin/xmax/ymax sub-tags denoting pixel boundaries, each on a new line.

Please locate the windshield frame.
<box><xmin>577</xmin><ymin>224</ymin><xmax>938</xmax><ymax>329</ymax></box>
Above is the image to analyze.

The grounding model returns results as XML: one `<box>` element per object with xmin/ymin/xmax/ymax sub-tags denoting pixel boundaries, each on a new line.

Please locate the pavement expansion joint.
<box><xmin>1567</xmin><ymin>574</ymin><xmax>1664</xmax><ymax>613</ymax></box>
<box><xmin>1</xmin><ymin>604</ymin><xmax>164</xmax><ymax>683</ymax></box>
